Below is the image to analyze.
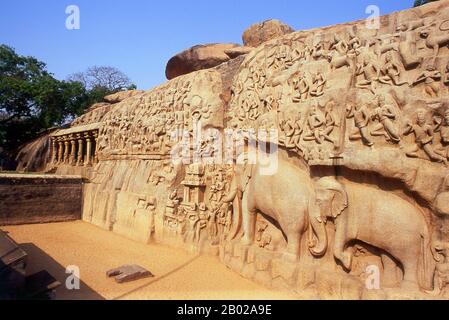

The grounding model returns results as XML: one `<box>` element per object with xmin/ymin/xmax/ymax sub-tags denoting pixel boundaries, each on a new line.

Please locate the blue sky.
<box><xmin>1</xmin><ymin>0</ymin><xmax>412</xmax><ymax>90</ymax></box>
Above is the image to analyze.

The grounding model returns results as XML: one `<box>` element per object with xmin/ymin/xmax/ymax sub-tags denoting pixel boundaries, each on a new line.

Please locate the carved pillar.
<box><xmin>57</xmin><ymin>139</ymin><xmax>64</xmax><ymax>164</ymax></box>
<box><xmin>63</xmin><ymin>137</ymin><xmax>69</xmax><ymax>164</ymax></box>
<box><xmin>69</xmin><ymin>135</ymin><xmax>76</xmax><ymax>166</ymax></box>
<box><xmin>85</xmin><ymin>134</ymin><xmax>92</xmax><ymax>166</ymax></box>
<box><xmin>92</xmin><ymin>130</ymin><xmax>99</xmax><ymax>164</ymax></box>
<box><xmin>77</xmin><ymin>134</ymin><xmax>84</xmax><ymax>166</ymax></box>
<box><xmin>51</xmin><ymin>138</ymin><xmax>57</xmax><ymax>164</ymax></box>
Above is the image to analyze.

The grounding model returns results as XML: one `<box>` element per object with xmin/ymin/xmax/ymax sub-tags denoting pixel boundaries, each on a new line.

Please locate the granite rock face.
<box><xmin>16</xmin><ymin>0</ymin><xmax>449</xmax><ymax>299</ymax></box>
<box><xmin>165</xmin><ymin>43</ymin><xmax>251</xmax><ymax>80</ymax></box>
<box><xmin>242</xmin><ymin>19</ymin><xmax>294</xmax><ymax>47</ymax></box>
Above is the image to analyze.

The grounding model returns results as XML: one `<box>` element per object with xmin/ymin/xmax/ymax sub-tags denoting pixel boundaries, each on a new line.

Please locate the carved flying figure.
<box><xmin>370</xmin><ymin>95</ymin><xmax>401</xmax><ymax>143</ymax></box>
<box><xmin>379</xmin><ymin>52</ymin><xmax>408</xmax><ymax>86</ymax></box>
<box><xmin>355</xmin><ymin>55</ymin><xmax>379</xmax><ymax>94</ymax></box>
<box><xmin>411</xmin><ymin>64</ymin><xmax>442</xmax><ymax>98</ymax></box>
<box><xmin>404</xmin><ymin>109</ymin><xmax>447</xmax><ymax>164</ymax></box>
<box><xmin>435</xmin><ymin>109</ymin><xmax>449</xmax><ymax>161</ymax></box>
<box><xmin>347</xmin><ymin>103</ymin><xmax>374</xmax><ymax>146</ymax></box>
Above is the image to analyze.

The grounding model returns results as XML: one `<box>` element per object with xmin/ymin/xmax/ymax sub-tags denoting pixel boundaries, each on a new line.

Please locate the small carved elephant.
<box><xmin>309</xmin><ymin>177</ymin><xmax>436</xmax><ymax>290</ymax></box>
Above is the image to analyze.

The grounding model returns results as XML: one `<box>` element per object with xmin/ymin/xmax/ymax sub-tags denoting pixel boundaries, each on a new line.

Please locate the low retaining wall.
<box><xmin>0</xmin><ymin>174</ymin><xmax>83</xmax><ymax>225</ymax></box>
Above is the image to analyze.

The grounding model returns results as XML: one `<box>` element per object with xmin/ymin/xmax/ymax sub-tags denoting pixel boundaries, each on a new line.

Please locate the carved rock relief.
<box><xmin>76</xmin><ymin>0</ymin><xmax>449</xmax><ymax>299</ymax></box>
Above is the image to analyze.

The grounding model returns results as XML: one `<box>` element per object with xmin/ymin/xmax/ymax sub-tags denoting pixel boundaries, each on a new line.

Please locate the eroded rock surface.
<box><xmin>242</xmin><ymin>19</ymin><xmax>294</xmax><ymax>48</ymax></box>
<box><xmin>17</xmin><ymin>0</ymin><xmax>449</xmax><ymax>299</ymax></box>
<box><xmin>165</xmin><ymin>43</ymin><xmax>251</xmax><ymax>80</ymax></box>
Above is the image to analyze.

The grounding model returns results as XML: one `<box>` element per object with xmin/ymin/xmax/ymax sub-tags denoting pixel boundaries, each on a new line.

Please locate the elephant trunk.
<box><xmin>419</xmin><ymin>233</ymin><xmax>436</xmax><ymax>291</ymax></box>
<box><xmin>222</xmin><ymin>178</ymin><xmax>238</xmax><ymax>203</ymax></box>
<box><xmin>308</xmin><ymin>199</ymin><xmax>328</xmax><ymax>257</ymax></box>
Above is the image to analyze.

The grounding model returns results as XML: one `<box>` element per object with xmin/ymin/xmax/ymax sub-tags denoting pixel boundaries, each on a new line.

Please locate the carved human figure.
<box><xmin>347</xmin><ymin>103</ymin><xmax>374</xmax><ymax>146</ymax></box>
<box><xmin>311</xmin><ymin>40</ymin><xmax>326</xmax><ymax>61</ymax></box>
<box><xmin>310</xmin><ymin>71</ymin><xmax>327</xmax><ymax>97</ymax></box>
<box><xmin>303</xmin><ymin>105</ymin><xmax>326</xmax><ymax>144</ymax></box>
<box><xmin>330</xmin><ymin>33</ymin><xmax>349</xmax><ymax>55</ymax></box>
<box><xmin>432</xmin><ymin>241</ymin><xmax>449</xmax><ymax>296</ymax></box>
<box><xmin>404</xmin><ymin>109</ymin><xmax>447</xmax><ymax>164</ymax></box>
<box><xmin>411</xmin><ymin>64</ymin><xmax>442</xmax><ymax>97</ymax></box>
<box><xmin>291</xmin><ymin>73</ymin><xmax>310</xmax><ymax>102</ymax></box>
<box><xmin>435</xmin><ymin>109</ymin><xmax>449</xmax><ymax>161</ymax></box>
<box><xmin>444</xmin><ymin>62</ymin><xmax>449</xmax><ymax>86</ymax></box>
<box><xmin>379</xmin><ymin>52</ymin><xmax>408</xmax><ymax>86</ymax></box>
<box><xmin>355</xmin><ymin>56</ymin><xmax>379</xmax><ymax>94</ymax></box>
<box><xmin>278</xmin><ymin>111</ymin><xmax>303</xmax><ymax>151</ymax></box>
<box><xmin>348</xmin><ymin>31</ymin><xmax>362</xmax><ymax>55</ymax></box>
<box><xmin>370</xmin><ymin>95</ymin><xmax>401</xmax><ymax>143</ymax></box>
<box><xmin>310</xmin><ymin>177</ymin><xmax>436</xmax><ymax>290</ymax></box>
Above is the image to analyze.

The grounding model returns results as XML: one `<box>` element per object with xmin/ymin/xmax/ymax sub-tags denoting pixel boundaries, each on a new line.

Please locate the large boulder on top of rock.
<box><xmin>242</xmin><ymin>19</ymin><xmax>294</xmax><ymax>48</ymax></box>
<box><xmin>104</xmin><ymin>90</ymin><xmax>145</xmax><ymax>104</ymax></box>
<box><xmin>165</xmin><ymin>43</ymin><xmax>252</xmax><ymax>80</ymax></box>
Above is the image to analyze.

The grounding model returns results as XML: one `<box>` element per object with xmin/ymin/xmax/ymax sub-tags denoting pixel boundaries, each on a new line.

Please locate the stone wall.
<box><xmin>0</xmin><ymin>174</ymin><xmax>83</xmax><ymax>225</ymax></box>
<box><xmin>15</xmin><ymin>0</ymin><xmax>449</xmax><ymax>299</ymax></box>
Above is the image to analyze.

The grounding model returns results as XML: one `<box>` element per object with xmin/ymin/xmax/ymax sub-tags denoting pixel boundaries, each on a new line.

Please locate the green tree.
<box><xmin>0</xmin><ymin>45</ymin><xmax>90</xmax><ymax>152</ymax></box>
<box><xmin>414</xmin><ymin>0</ymin><xmax>439</xmax><ymax>7</ymax></box>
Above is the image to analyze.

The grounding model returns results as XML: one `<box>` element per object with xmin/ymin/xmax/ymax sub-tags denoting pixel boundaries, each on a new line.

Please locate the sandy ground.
<box><xmin>2</xmin><ymin>221</ymin><xmax>296</xmax><ymax>300</ymax></box>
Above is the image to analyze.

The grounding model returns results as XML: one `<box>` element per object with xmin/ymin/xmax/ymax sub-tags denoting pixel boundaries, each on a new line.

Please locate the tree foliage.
<box><xmin>68</xmin><ymin>65</ymin><xmax>136</xmax><ymax>91</ymax></box>
<box><xmin>414</xmin><ymin>0</ymin><xmax>439</xmax><ymax>7</ymax></box>
<box><xmin>0</xmin><ymin>45</ymin><xmax>135</xmax><ymax>153</ymax></box>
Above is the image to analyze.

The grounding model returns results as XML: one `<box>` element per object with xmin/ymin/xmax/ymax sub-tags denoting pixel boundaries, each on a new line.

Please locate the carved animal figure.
<box><xmin>326</xmin><ymin>52</ymin><xmax>354</xmax><ymax>71</ymax></box>
<box><xmin>222</xmin><ymin>156</ymin><xmax>319</xmax><ymax>260</ymax></box>
<box><xmin>419</xmin><ymin>27</ymin><xmax>449</xmax><ymax>63</ymax></box>
<box><xmin>309</xmin><ymin>177</ymin><xmax>436</xmax><ymax>290</ymax></box>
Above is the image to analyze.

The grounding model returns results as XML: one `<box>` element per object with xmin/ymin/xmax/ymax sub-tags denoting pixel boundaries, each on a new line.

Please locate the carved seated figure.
<box><xmin>370</xmin><ymin>95</ymin><xmax>401</xmax><ymax>143</ymax></box>
<box><xmin>404</xmin><ymin>109</ymin><xmax>447</xmax><ymax>164</ymax></box>
<box><xmin>411</xmin><ymin>64</ymin><xmax>442</xmax><ymax>98</ymax></box>
<box><xmin>379</xmin><ymin>53</ymin><xmax>408</xmax><ymax>86</ymax></box>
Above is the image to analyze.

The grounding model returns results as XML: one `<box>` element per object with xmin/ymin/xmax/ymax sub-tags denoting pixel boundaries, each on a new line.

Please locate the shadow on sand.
<box><xmin>20</xmin><ymin>243</ymin><xmax>104</xmax><ymax>300</ymax></box>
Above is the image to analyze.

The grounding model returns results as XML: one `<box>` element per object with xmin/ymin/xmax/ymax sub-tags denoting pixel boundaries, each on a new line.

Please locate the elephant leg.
<box><xmin>398</xmin><ymin>250</ymin><xmax>420</xmax><ymax>290</ymax></box>
<box><xmin>381</xmin><ymin>253</ymin><xmax>400</xmax><ymax>288</ymax></box>
<box><xmin>241</xmin><ymin>192</ymin><xmax>256</xmax><ymax>246</ymax></box>
<box><xmin>284</xmin><ymin>231</ymin><xmax>301</xmax><ymax>261</ymax></box>
<box><xmin>333</xmin><ymin>224</ymin><xmax>353</xmax><ymax>270</ymax></box>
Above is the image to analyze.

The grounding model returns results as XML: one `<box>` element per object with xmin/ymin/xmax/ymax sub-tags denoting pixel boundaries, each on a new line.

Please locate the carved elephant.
<box><xmin>309</xmin><ymin>177</ymin><xmax>435</xmax><ymax>290</ymax></box>
<box><xmin>222</xmin><ymin>156</ymin><xmax>320</xmax><ymax>259</ymax></box>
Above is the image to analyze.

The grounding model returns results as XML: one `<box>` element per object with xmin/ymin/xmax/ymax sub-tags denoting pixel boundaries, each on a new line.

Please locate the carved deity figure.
<box><xmin>303</xmin><ymin>103</ymin><xmax>335</xmax><ymax>145</ymax></box>
<box><xmin>347</xmin><ymin>103</ymin><xmax>374</xmax><ymax>146</ymax></box>
<box><xmin>404</xmin><ymin>109</ymin><xmax>447</xmax><ymax>164</ymax></box>
<box><xmin>330</xmin><ymin>33</ymin><xmax>349</xmax><ymax>55</ymax></box>
<box><xmin>435</xmin><ymin>109</ymin><xmax>449</xmax><ymax>161</ymax></box>
<box><xmin>278</xmin><ymin>110</ymin><xmax>303</xmax><ymax>151</ymax></box>
<box><xmin>370</xmin><ymin>95</ymin><xmax>401</xmax><ymax>143</ymax></box>
<box><xmin>291</xmin><ymin>73</ymin><xmax>310</xmax><ymax>102</ymax></box>
<box><xmin>411</xmin><ymin>64</ymin><xmax>442</xmax><ymax>97</ymax></box>
<box><xmin>444</xmin><ymin>62</ymin><xmax>449</xmax><ymax>86</ymax></box>
<box><xmin>355</xmin><ymin>56</ymin><xmax>379</xmax><ymax>94</ymax></box>
<box><xmin>379</xmin><ymin>53</ymin><xmax>408</xmax><ymax>86</ymax></box>
<box><xmin>310</xmin><ymin>71</ymin><xmax>327</xmax><ymax>97</ymax></box>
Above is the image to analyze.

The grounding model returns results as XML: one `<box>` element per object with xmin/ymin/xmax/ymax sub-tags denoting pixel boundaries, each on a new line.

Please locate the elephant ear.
<box><xmin>331</xmin><ymin>187</ymin><xmax>348</xmax><ymax>218</ymax></box>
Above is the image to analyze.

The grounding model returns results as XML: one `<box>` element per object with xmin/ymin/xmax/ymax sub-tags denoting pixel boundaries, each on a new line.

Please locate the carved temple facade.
<box><xmin>49</xmin><ymin>124</ymin><xmax>99</xmax><ymax>168</ymax></box>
